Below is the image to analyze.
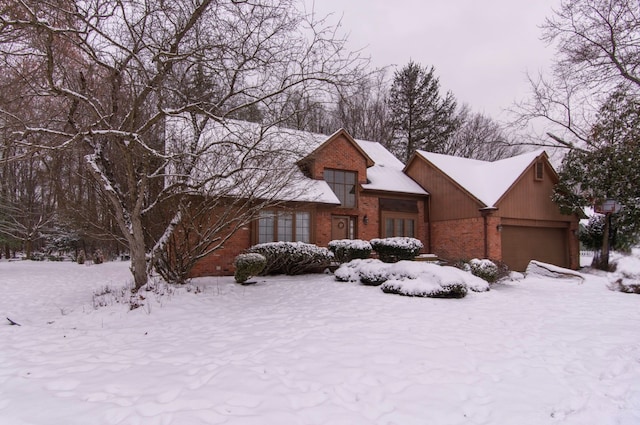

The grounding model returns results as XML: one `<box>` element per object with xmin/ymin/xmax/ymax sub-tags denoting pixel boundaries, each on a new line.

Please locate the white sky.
<box><xmin>305</xmin><ymin>0</ymin><xmax>558</xmax><ymax>121</ymax></box>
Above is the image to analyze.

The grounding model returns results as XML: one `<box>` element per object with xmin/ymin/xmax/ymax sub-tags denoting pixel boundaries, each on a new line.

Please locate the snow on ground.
<box><xmin>1</xmin><ymin>260</ymin><xmax>639</xmax><ymax>425</ymax></box>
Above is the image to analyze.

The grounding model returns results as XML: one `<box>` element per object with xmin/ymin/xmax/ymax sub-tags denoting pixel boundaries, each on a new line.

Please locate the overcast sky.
<box><xmin>305</xmin><ymin>0</ymin><xmax>558</xmax><ymax>121</ymax></box>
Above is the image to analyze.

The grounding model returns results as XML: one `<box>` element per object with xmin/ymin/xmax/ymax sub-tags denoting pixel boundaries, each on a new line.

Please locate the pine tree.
<box><xmin>554</xmin><ymin>87</ymin><xmax>640</xmax><ymax>268</ymax></box>
<box><xmin>387</xmin><ymin>61</ymin><xmax>459</xmax><ymax>162</ymax></box>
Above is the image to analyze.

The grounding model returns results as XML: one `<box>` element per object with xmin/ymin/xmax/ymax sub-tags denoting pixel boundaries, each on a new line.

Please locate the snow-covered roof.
<box><xmin>414</xmin><ymin>149</ymin><xmax>548</xmax><ymax>207</ymax></box>
<box><xmin>355</xmin><ymin>139</ymin><xmax>428</xmax><ymax>196</ymax></box>
<box><xmin>164</xmin><ymin>117</ymin><xmax>339</xmax><ymax>205</ymax></box>
<box><xmin>167</xmin><ymin>117</ymin><xmax>426</xmax><ymax>203</ymax></box>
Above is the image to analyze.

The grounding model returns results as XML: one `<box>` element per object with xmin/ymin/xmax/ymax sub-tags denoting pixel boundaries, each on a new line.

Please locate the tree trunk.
<box><xmin>592</xmin><ymin>213</ymin><xmax>611</xmax><ymax>271</ymax></box>
<box><xmin>129</xmin><ymin>211</ymin><xmax>149</xmax><ymax>292</ymax></box>
<box><xmin>25</xmin><ymin>239</ymin><xmax>32</xmax><ymax>260</ymax></box>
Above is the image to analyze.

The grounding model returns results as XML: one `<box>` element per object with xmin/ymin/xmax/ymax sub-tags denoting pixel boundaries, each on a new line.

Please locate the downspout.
<box><xmin>427</xmin><ymin>195</ymin><xmax>432</xmax><ymax>253</ymax></box>
<box><xmin>479</xmin><ymin>207</ymin><xmax>498</xmax><ymax>259</ymax></box>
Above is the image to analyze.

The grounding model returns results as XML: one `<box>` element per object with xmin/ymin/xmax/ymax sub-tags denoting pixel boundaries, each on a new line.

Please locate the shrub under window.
<box><xmin>328</xmin><ymin>239</ymin><xmax>372</xmax><ymax>263</ymax></box>
<box><xmin>370</xmin><ymin>237</ymin><xmax>423</xmax><ymax>263</ymax></box>
<box><xmin>247</xmin><ymin>242</ymin><xmax>333</xmax><ymax>275</ymax></box>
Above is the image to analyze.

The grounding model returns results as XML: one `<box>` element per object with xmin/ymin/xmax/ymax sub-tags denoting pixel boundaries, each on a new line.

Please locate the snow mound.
<box><xmin>525</xmin><ymin>260</ymin><xmax>584</xmax><ymax>282</ymax></box>
<box><xmin>334</xmin><ymin>259</ymin><xmax>490</xmax><ymax>297</ymax></box>
<box><xmin>608</xmin><ymin>253</ymin><xmax>640</xmax><ymax>294</ymax></box>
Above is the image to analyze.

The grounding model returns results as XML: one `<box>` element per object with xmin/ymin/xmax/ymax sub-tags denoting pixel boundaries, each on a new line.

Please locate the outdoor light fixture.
<box><xmin>496</xmin><ymin>224</ymin><xmax>503</xmax><ymax>232</ymax></box>
<box><xmin>363</xmin><ymin>215</ymin><xmax>369</xmax><ymax>225</ymax></box>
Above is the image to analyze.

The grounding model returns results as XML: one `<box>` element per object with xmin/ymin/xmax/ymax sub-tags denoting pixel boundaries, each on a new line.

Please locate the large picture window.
<box><xmin>382</xmin><ymin>212</ymin><xmax>417</xmax><ymax>238</ymax></box>
<box><xmin>324</xmin><ymin>169</ymin><xmax>357</xmax><ymax>208</ymax></box>
<box><xmin>258</xmin><ymin>211</ymin><xmax>311</xmax><ymax>244</ymax></box>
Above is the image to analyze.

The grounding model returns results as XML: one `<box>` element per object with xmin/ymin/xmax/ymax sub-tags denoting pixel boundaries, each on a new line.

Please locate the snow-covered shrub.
<box><xmin>328</xmin><ymin>239</ymin><xmax>372</xmax><ymax>263</ymax></box>
<box><xmin>608</xmin><ymin>253</ymin><xmax>640</xmax><ymax>294</ymax></box>
<box><xmin>335</xmin><ymin>259</ymin><xmax>371</xmax><ymax>282</ymax></box>
<box><xmin>358</xmin><ymin>261</ymin><xmax>392</xmax><ymax>286</ymax></box>
<box><xmin>77</xmin><ymin>249</ymin><xmax>86</xmax><ymax>265</ymax></box>
<box><xmin>469</xmin><ymin>258</ymin><xmax>499</xmax><ymax>283</ymax></box>
<box><xmin>334</xmin><ymin>258</ymin><xmax>489</xmax><ymax>297</ymax></box>
<box><xmin>381</xmin><ymin>280</ymin><xmax>468</xmax><ymax>298</ymax></box>
<box><xmin>370</xmin><ymin>237</ymin><xmax>423</xmax><ymax>263</ymax></box>
<box><xmin>246</xmin><ymin>242</ymin><xmax>333</xmax><ymax>275</ymax></box>
<box><xmin>233</xmin><ymin>253</ymin><xmax>266</xmax><ymax>284</ymax></box>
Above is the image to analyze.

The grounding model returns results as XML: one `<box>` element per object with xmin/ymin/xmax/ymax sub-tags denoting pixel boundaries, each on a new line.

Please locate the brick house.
<box><xmin>189</xmin><ymin>127</ymin><xmax>428</xmax><ymax>277</ymax></box>
<box><xmin>404</xmin><ymin>150</ymin><xmax>580</xmax><ymax>271</ymax></box>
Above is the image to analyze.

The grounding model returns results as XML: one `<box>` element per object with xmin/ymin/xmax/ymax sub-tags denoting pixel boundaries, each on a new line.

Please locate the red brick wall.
<box><xmin>309</xmin><ymin>134</ymin><xmax>369</xmax><ymax>181</ymax></box>
<box><xmin>189</xmin><ymin>224</ymin><xmax>252</xmax><ymax>277</ymax></box>
<box><xmin>486</xmin><ymin>216</ymin><xmax>502</xmax><ymax>261</ymax></box>
<box><xmin>314</xmin><ymin>191</ymin><xmax>382</xmax><ymax>246</ymax></box>
<box><xmin>431</xmin><ymin>216</ymin><xmax>503</xmax><ymax>263</ymax></box>
<box><xmin>308</xmin><ymin>133</ymin><xmax>377</xmax><ymax>246</ymax></box>
<box><xmin>187</xmin><ymin>132</ymin><xmax>428</xmax><ymax>277</ymax></box>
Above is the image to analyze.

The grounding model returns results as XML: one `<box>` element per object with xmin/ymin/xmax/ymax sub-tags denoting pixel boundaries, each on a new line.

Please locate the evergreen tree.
<box><xmin>387</xmin><ymin>61</ymin><xmax>459</xmax><ymax>162</ymax></box>
<box><xmin>554</xmin><ymin>87</ymin><xmax>640</xmax><ymax>268</ymax></box>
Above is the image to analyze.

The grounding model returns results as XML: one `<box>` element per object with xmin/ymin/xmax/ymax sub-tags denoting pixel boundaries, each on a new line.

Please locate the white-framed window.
<box><xmin>258</xmin><ymin>211</ymin><xmax>311</xmax><ymax>244</ymax></box>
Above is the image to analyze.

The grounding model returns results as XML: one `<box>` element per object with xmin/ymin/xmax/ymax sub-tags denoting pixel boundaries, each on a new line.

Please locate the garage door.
<box><xmin>501</xmin><ymin>225</ymin><xmax>568</xmax><ymax>271</ymax></box>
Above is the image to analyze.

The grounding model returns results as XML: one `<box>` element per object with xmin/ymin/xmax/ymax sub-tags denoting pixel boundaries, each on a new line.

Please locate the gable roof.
<box><xmin>164</xmin><ymin>118</ymin><xmax>338</xmax><ymax>204</ymax></box>
<box><xmin>305</xmin><ymin>129</ymin><xmax>375</xmax><ymax>167</ymax></box>
<box><xmin>355</xmin><ymin>139</ymin><xmax>428</xmax><ymax>196</ymax></box>
<box><xmin>411</xmin><ymin>149</ymin><xmax>549</xmax><ymax>207</ymax></box>
<box><xmin>301</xmin><ymin>129</ymin><xmax>426</xmax><ymax>196</ymax></box>
<box><xmin>166</xmin><ymin>117</ymin><xmax>426</xmax><ymax>204</ymax></box>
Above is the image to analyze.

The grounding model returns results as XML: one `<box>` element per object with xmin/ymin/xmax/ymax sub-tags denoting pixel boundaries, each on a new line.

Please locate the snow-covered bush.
<box><xmin>469</xmin><ymin>258</ymin><xmax>499</xmax><ymax>283</ymax></box>
<box><xmin>608</xmin><ymin>253</ymin><xmax>640</xmax><ymax>294</ymax></box>
<box><xmin>328</xmin><ymin>239</ymin><xmax>372</xmax><ymax>263</ymax></box>
<box><xmin>335</xmin><ymin>259</ymin><xmax>374</xmax><ymax>282</ymax></box>
<box><xmin>335</xmin><ymin>258</ymin><xmax>489</xmax><ymax>297</ymax></box>
<box><xmin>233</xmin><ymin>253</ymin><xmax>266</xmax><ymax>284</ymax></box>
<box><xmin>247</xmin><ymin>242</ymin><xmax>333</xmax><ymax>275</ymax></box>
<box><xmin>370</xmin><ymin>237</ymin><xmax>423</xmax><ymax>263</ymax></box>
<box><xmin>381</xmin><ymin>280</ymin><xmax>468</xmax><ymax>298</ymax></box>
<box><xmin>358</xmin><ymin>261</ymin><xmax>392</xmax><ymax>286</ymax></box>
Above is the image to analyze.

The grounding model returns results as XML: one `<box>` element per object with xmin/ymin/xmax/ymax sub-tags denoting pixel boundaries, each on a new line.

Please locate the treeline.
<box><xmin>0</xmin><ymin>1</ymin><xmax>520</xmax><ymax>265</ymax></box>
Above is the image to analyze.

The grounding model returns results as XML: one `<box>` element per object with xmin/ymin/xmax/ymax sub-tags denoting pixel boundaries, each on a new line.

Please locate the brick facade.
<box><xmin>187</xmin><ymin>131</ymin><xmax>426</xmax><ymax>277</ymax></box>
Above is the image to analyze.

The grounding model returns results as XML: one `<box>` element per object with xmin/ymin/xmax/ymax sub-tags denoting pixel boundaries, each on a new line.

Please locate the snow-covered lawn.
<box><xmin>1</xmin><ymin>260</ymin><xmax>639</xmax><ymax>425</ymax></box>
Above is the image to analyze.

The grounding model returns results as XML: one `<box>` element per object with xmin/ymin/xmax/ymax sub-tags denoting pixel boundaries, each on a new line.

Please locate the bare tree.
<box><xmin>513</xmin><ymin>0</ymin><xmax>640</xmax><ymax>149</ymax></box>
<box><xmin>445</xmin><ymin>105</ymin><xmax>522</xmax><ymax>161</ymax></box>
<box><xmin>330</xmin><ymin>69</ymin><xmax>394</xmax><ymax>144</ymax></box>
<box><xmin>0</xmin><ymin>0</ymin><xmax>363</xmax><ymax>290</ymax></box>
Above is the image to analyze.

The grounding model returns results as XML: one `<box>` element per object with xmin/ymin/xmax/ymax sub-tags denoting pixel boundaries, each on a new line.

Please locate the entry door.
<box><xmin>331</xmin><ymin>216</ymin><xmax>351</xmax><ymax>240</ymax></box>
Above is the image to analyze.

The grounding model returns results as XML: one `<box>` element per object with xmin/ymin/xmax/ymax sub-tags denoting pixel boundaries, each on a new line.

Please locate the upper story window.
<box><xmin>534</xmin><ymin>161</ymin><xmax>544</xmax><ymax>181</ymax></box>
<box><xmin>324</xmin><ymin>169</ymin><xmax>357</xmax><ymax>208</ymax></box>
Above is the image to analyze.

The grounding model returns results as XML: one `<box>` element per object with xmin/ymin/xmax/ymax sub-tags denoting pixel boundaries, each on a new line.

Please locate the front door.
<box><xmin>331</xmin><ymin>216</ymin><xmax>351</xmax><ymax>240</ymax></box>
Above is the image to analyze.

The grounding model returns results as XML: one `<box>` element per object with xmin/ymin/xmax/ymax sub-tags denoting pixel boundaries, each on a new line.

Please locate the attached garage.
<box><xmin>405</xmin><ymin>149</ymin><xmax>580</xmax><ymax>271</ymax></box>
<box><xmin>501</xmin><ymin>225</ymin><xmax>569</xmax><ymax>271</ymax></box>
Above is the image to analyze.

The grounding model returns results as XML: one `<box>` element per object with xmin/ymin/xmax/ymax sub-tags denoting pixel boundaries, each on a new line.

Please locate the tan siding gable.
<box><xmin>496</xmin><ymin>162</ymin><xmax>568</xmax><ymax>221</ymax></box>
<box><xmin>406</xmin><ymin>159</ymin><xmax>483</xmax><ymax>221</ymax></box>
